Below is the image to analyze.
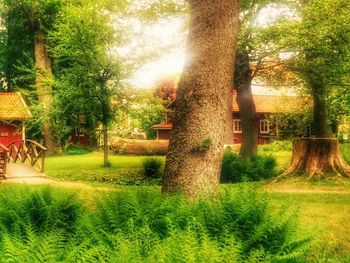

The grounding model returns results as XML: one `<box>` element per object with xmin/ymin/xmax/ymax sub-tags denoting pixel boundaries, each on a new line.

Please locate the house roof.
<box><xmin>0</xmin><ymin>92</ymin><xmax>32</xmax><ymax>121</ymax></box>
<box><xmin>152</xmin><ymin>122</ymin><xmax>172</xmax><ymax>130</ymax></box>
<box><xmin>233</xmin><ymin>94</ymin><xmax>311</xmax><ymax>114</ymax></box>
<box><xmin>153</xmin><ymin>94</ymin><xmax>311</xmax><ymax>131</ymax></box>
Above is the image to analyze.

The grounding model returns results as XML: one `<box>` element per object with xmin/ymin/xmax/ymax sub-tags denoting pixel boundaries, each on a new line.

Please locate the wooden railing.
<box><xmin>0</xmin><ymin>143</ymin><xmax>9</xmax><ymax>177</ymax></box>
<box><xmin>6</xmin><ymin>140</ymin><xmax>47</xmax><ymax>173</ymax></box>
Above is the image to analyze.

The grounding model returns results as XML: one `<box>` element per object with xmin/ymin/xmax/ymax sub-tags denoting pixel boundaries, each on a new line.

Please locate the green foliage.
<box><xmin>83</xmin><ymin>187</ymin><xmax>310</xmax><ymax>262</ymax></box>
<box><xmin>221</xmin><ymin>152</ymin><xmax>277</xmax><ymax>183</ymax></box>
<box><xmin>49</xmin><ymin>1</ymin><xmax>123</xmax><ymax>144</ymax></box>
<box><xmin>192</xmin><ymin>138</ymin><xmax>213</xmax><ymax>153</ymax></box>
<box><xmin>0</xmin><ymin>186</ymin><xmax>81</xmax><ymax>237</ymax></box>
<box><xmin>260</xmin><ymin>140</ymin><xmax>292</xmax><ymax>153</ymax></box>
<box><xmin>340</xmin><ymin>144</ymin><xmax>350</xmax><ymax>164</ymax></box>
<box><xmin>268</xmin><ymin>112</ymin><xmax>313</xmax><ymax>139</ymax></box>
<box><xmin>63</xmin><ymin>145</ymin><xmax>93</xmax><ymax>155</ymax></box>
<box><xmin>129</xmin><ymin>90</ymin><xmax>168</xmax><ymax>139</ymax></box>
<box><xmin>143</xmin><ymin>157</ymin><xmax>163</xmax><ymax>178</ymax></box>
<box><xmin>0</xmin><ymin>186</ymin><xmax>311</xmax><ymax>262</ymax></box>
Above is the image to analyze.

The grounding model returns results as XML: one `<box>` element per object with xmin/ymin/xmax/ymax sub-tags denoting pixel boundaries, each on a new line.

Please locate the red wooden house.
<box><xmin>153</xmin><ymin>92</ymin><xmax>310</xmax><ymax>144</ymax></box>
<box><xmin>0</xmin><ymin>92</ymin><xmax>32</xmax><ymax>146</ymax></box>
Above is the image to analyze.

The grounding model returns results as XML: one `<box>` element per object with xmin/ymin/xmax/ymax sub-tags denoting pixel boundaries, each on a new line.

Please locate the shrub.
<box><xmin>143</xmin><ymin>157</ymin><xmax>163</xmax><ymax>178</ymax></box>
<box><xmin>221</xmin><ymin>152</ymin><xmax>277</xmax><ymax>183</ymax></box>
<box><xmin>63</xmin><ymin>145</ymin><xmax>93</xmax><ymax>155</ymax></box>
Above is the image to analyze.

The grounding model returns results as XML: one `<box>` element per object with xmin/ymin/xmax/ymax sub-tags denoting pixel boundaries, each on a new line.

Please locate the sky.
<box><xmin>127</xmin><ymin>3</ymin><xmax>297</xmax><ymax>94</ymax></box>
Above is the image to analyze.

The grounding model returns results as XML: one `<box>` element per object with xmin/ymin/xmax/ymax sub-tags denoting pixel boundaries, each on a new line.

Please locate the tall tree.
<box><xmin>50</xmin><ymin>0</ymin><xmax>127</xmax><ymax>167</ymax></box>
<box><xmin>1</xmin><ymin>0</ymin><xmax>62</xmax><ymax>153</ymax></box>
<box><xmin>283</xmin><ymin>0</ymin><xmax>350</xmax><ymax>177</ymax></box>
<box><xmin>234</xmin><ymin>0</ymin><xmax>295</xmax><ymax>158</ymax></box>
<box><xmin>162</xmin><ymin>0</ymin><xmax>240</xmax><ymax>198</ymax></box>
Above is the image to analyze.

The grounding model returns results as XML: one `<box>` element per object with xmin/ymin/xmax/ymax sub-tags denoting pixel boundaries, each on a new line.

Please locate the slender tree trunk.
<box><xmin>236</xmin><ymin>82</ymin><xmax>258</xmax><ymax>158</ymax></box>
<box><xmin>234</xmin><ymin>47</ymin><xmax>258</xmax><ymax>158</ymax></box>
<box><xmin>103</xmin><ymin>122</ymin><xmax>109</xmax><ymax>167</ymax></box>
<box><xmin>162</xmin><ymin>0</ymin><xmax>240</xmax><ymax>198</ymax></box>
<box><xmin>34</xmin><ymin>27</ymin><xmax>60</xmax><ymax>154</ymax></box>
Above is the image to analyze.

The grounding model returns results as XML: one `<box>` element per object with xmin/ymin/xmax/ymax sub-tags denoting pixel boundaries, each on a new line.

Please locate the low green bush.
<box><xmin>221</xmin><ymin>152</ymin><xmax>277</xmax><ymax>183</ymax></box>
<box><xmin>143</xmin><ymin>157</ymin><xmax>163</xmax><ymax>178</ymax></box>
<box><xmin>63</xmin><ymin>145</ymin><xmax>93</xmax><ymax>155</ymax></box>
<box><xmin>0</xmin><ymin>186</ymin><xmax>311</xmax><ymax>262</ymax></box>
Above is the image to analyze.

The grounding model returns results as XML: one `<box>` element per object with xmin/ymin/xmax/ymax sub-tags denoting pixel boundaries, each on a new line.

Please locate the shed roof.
<box><xmin>0</xmin><ymin>92</ymin><xmax>32</xmax><ymax>120</ymax></box>
<box><xmin>152</xmin><ymin>122</ymin><xmax>172</xmax><ymax>130</ymax></box>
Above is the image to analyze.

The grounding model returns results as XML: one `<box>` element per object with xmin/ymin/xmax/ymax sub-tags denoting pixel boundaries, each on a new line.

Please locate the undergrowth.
<box><xmin>221</xmin><ymin>152</ymin><xmax>277</xmax><ymax>183</ymax></box>
<box><xmin>0</xmin><ymin>185</ymin><xmax>312</xmax><ymax>262</ymax></box>
<box><xmin>63</xmin><ymin>145</ymin><xmax>93</xmax><ymax>155</ymax></box>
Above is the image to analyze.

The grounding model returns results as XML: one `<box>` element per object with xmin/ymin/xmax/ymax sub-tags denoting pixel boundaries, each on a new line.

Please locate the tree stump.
<box><xmin>283</xmin><ymin>138</ymin><xmax>350</xmax><ymax>178</ymax></box>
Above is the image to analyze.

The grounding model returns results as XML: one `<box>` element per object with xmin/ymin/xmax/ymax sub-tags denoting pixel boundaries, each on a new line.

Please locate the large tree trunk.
<box><xmin>162</xmin><ymin>0</ymin><xmax>240</xmax><ymax>198</ymax></box>
<box><xmin>284</xmin><ymin>79</ymin><xmax>350</xmax><ymax>177</ymax></box>
<box><xmin>284</xmin><ymin>138</ymin><xmax>350</xmax><ymax>178</ymax></box>
<box><xmin>236</xmin><ymin>83</ymin><xmax>258</xmax><ymax>158</ymax></box>
<box><xmin>34</xmin><ymin>28</ymin><xmax>60</xmax><ymax>154</ymax></box>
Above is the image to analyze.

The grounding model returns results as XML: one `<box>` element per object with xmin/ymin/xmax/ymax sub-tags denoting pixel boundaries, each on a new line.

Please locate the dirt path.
<box><xmin>4</xmin><ymin>163</ymin><xmax>54</xmax><ymax>184</ymax></box>
<box><xmin>1</xmin><ymin>163</ymin><xmax>113</xmax><ymax>191</ymax></box>
<box><xmin>264</xmin><ymin>178</ymin><xmax>350</xmax><ymax>194</ymax></box>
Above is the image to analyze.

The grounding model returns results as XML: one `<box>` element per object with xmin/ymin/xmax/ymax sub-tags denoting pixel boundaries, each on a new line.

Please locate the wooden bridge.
<box><xmin>0</xmin><ymin>140</ymin><xmax>51</xmax><ymax>182</ymax></box>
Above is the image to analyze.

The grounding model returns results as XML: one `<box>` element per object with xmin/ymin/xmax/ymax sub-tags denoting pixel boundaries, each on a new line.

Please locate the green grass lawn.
<box><xmin>46</xmin><ymin>152</ymin><xmax>165</xmax><ymax>184</ymax></box>
<box><xmin>267</xmin><ymin>191</ymin><xmax>350</xmax><ymax>261</ymax></box>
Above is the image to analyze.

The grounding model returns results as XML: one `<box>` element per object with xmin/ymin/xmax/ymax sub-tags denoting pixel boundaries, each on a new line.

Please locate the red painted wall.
<box><xmin>0</xmin><ymin>122</ymin><xmax>22</xmax><ymax>146</ymax></box>
<box><xmin>70</xmin><ymin>128</ymin><xmax>90</xmax><ymax>146</ymax></box>
<box><xmin>232</xmin><ymin>113</ymin><xmax>272</xmax><ymax>145</ymax></box>
<box><xmin>157</xmin><ymin>130</ymin><xmax>170</xmax><ymax>140</ymax></box>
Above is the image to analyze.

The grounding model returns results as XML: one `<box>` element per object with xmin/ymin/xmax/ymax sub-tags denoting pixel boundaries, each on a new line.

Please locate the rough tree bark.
<box><xmin>234</xmin><ymin>48</ymin><xmax>258</xmax><ymax>158</ymax></box>
<box><xmin>34</xmin><ymin>27</ymin><xmax>60</xmax><ymax>154</ymax></box>
<box><xmin>284</xmin><ymin>79</ymin><xmax>350</xmax><ymax>177</ymax></box>
<box><xmin>162</xmin><ymin>0</ymin><xmax>240</xmax><ymax>198</ymax></box>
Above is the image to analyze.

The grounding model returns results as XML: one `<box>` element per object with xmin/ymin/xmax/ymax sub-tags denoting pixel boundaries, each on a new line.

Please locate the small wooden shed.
<box><xmin>0</xmin><ymin>92</ymin><xmax>32</xmax><ymax>146</ymax></box>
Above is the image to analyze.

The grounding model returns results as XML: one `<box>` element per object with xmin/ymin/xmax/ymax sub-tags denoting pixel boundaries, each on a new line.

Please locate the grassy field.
<box><xmin>46</xmin><ymin>153</ymin><xmax>165</xmax><ymax>184</ymax></box>
<box><xmin>267</xmin><ymin>189</ymin><xmax>350</xmax><ymax>261</ymax></box>
<box><xmin>19</xmin><ymin>144</ymin><xmax>350</xmax><ymax>261</ymax></box>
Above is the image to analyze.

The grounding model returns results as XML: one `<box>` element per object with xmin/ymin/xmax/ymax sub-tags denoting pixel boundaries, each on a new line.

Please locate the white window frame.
<box><xmin>260</xmin><ymin>119</ymin><xmax>270</xmax><ymax>134</ymax></box>
<box><xmin>233</xmin><ymin>119</ymin><xmax>242</xmax><ymax>133</ymax></box>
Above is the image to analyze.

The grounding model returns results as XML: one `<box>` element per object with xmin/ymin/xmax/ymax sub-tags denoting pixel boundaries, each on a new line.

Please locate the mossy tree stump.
<box><xmin>284</xmin><ymin>138</ymin><xmax>350</xmax><ymax>178</ymax></box>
